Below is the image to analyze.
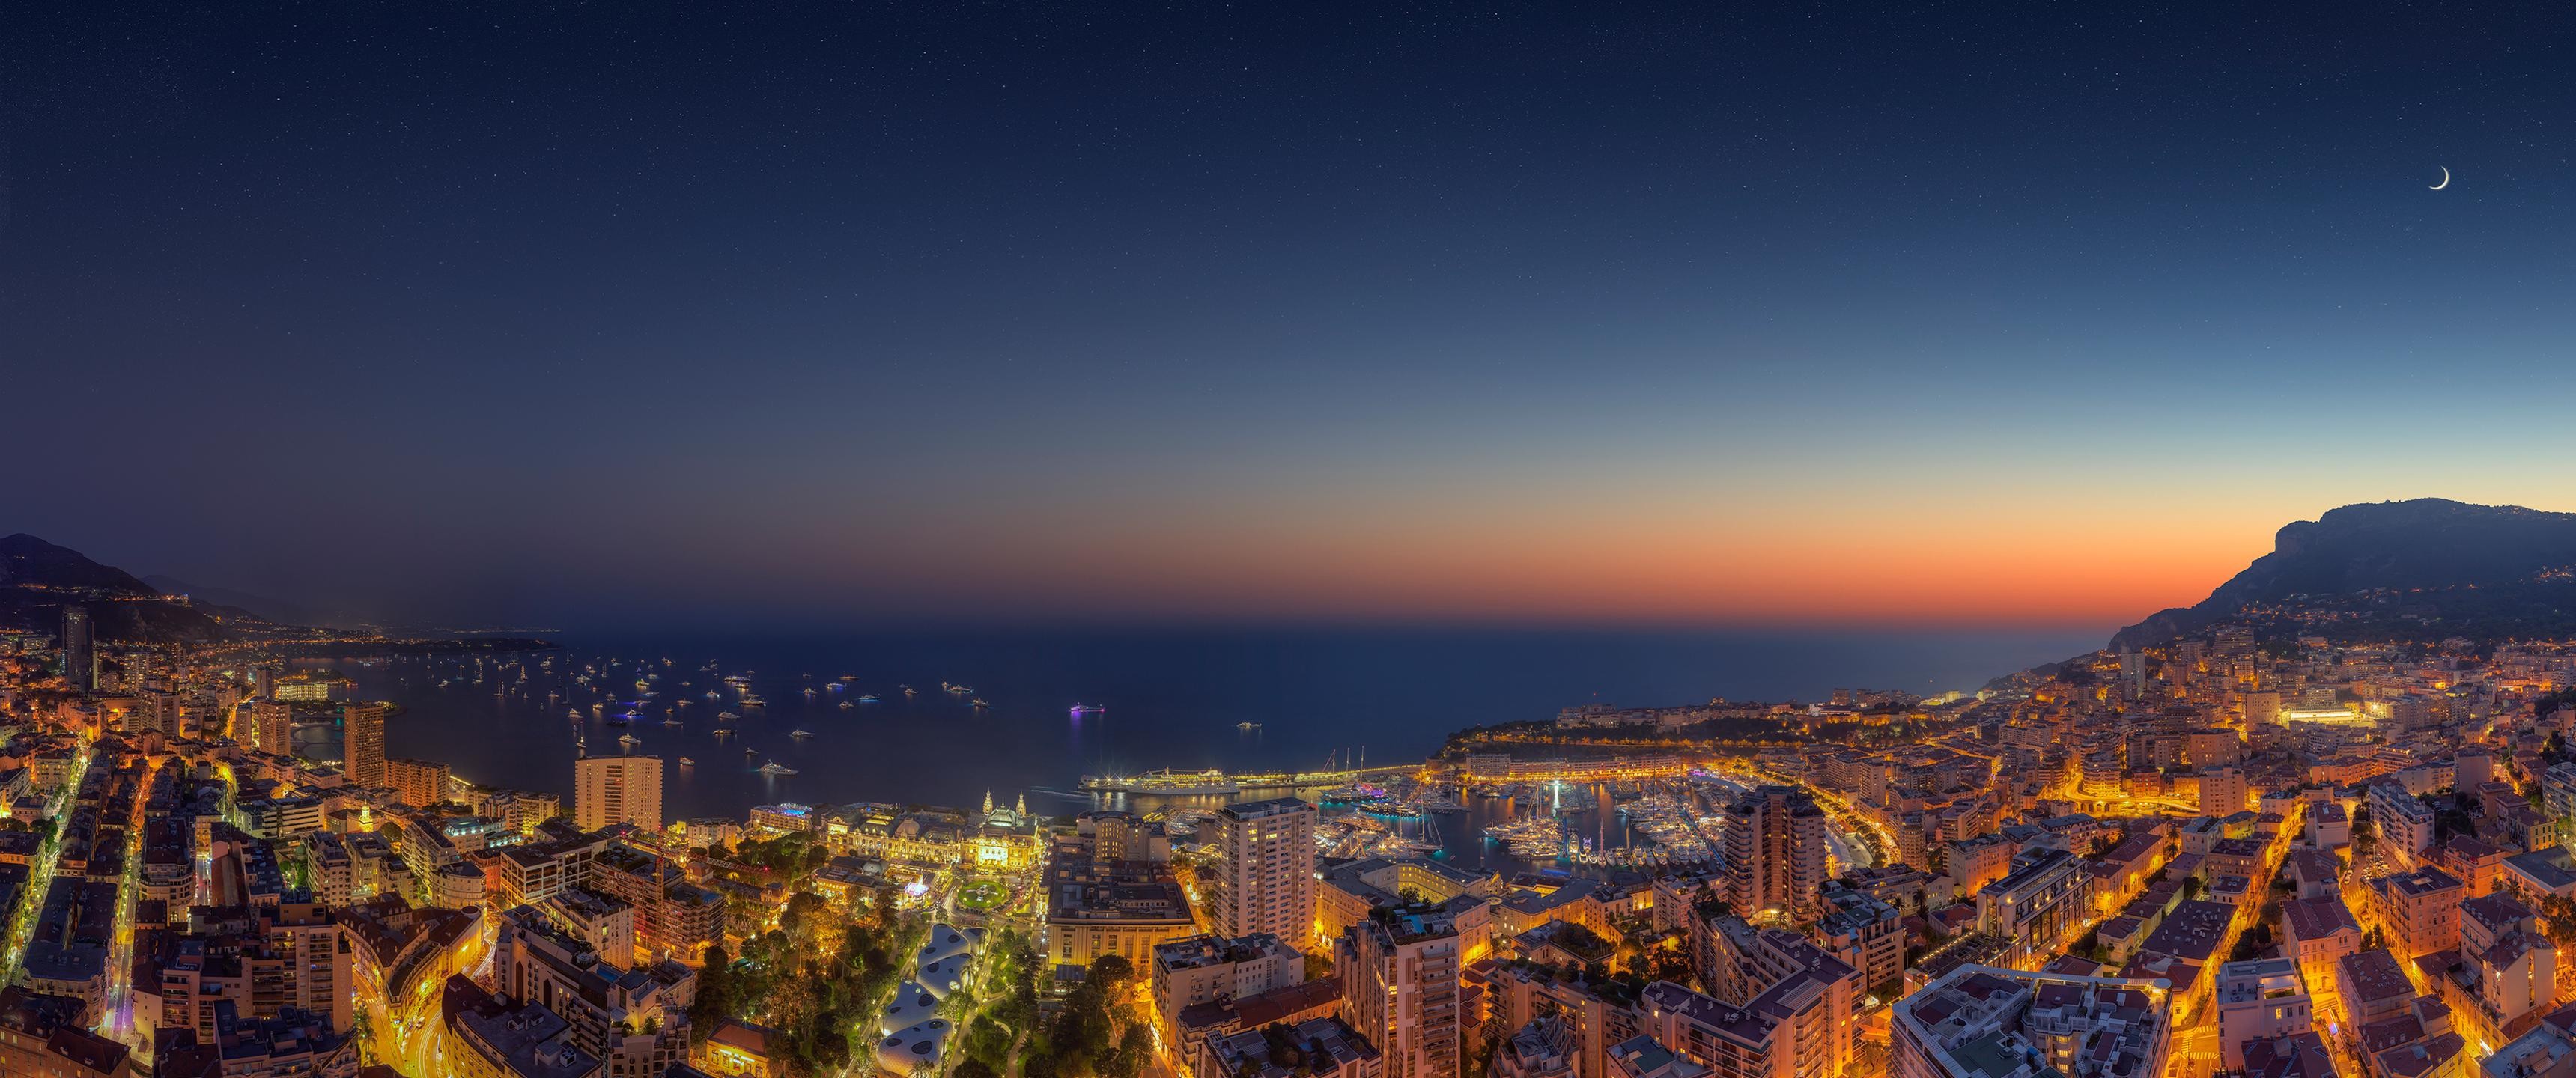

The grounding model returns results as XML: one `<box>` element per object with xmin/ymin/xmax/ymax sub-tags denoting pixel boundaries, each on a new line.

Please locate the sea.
<box><xmin>311</xmin><ymin>624</ymin><xmax>2099</xmax><ymax>871</ymax></box>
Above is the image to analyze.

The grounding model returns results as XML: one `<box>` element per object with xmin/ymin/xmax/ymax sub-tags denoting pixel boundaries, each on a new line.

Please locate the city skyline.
<box><xmin>12</xmin><ymin>4</ymin><xmax>2576</xmax><ymax>630</ymax></box>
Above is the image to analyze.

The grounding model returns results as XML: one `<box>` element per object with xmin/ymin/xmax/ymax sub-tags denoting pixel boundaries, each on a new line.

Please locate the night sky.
<box><xmin>9</xmin><ymin>3</ymin><xmax>2576</xmax><ymax>631</ymax></box>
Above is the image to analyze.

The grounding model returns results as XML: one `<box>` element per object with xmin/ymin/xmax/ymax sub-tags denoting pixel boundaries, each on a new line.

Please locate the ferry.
<box><xmin>790</xmin><ymin>728</ymin><xmax>815</xmax><ymax>739</ymax></box>
<box><xmin>1070</xmin><ymin>703</ymin><xmax>1107</xmax><ymax>716</ymax></box>
<box><xmin>759</xmin><ymin>761</ymin><xmax>798</xmax><ymax>776</ymax></box>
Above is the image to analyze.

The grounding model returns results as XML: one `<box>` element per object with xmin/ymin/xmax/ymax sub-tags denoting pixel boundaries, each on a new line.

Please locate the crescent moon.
<box><xmin>2430</xmin><ymin>167</ymin><xmax>2449</xmax><ymax>190</ymax></box>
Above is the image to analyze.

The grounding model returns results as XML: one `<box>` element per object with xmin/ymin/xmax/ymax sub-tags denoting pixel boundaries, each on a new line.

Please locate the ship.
<box><xmin>717</xmin><ymin>711</ymin><xmax>741</xmax><ymax>722</ymax></box>
<box><xmin>678</xmin><ymin>757</ymin><xmax>695</xmax><ymax>766</ymax></box>
<box><xmin>739</xmin><ymin>694</ymin><xmax>768</xmax><ymax>708</ymax></box>
<box><xmin>618</xmin><ymin>733</ymin><xmax>642</xmax><ymax>749</ymax></box>
<box><xmin>943</xmin><ymin>682</ymin><xmax>973</xmax><ymax>695</ymax></box>
<box><xmin>790</xmin><ymin>728</ymin><xmax>814</xmax><ymax>739</ymax></box>
<box><xmin>663</xmin><ymin>717</ymin><xmax>684</xmax><ymax>728</ymax></box>
<box><xmin>759</xmin><ymin>761</ymin><xmax>798</xmax><ymax>776</ymax></box>
<box><xmin>1078</xmin><ymin>769</ymin><xmax>1241</xmax><ymax>796</ymax></box>
<box><xmin>856</xmin><ymin>694</ymin><xmax>879</xmax><ymax>703</ymax></box>
<box><xmin>801</xmin><ymin>687</ymin><xmax>818</xmax><ymax>698</ymax></box>
<box><xmin>970</xmin><ymin>698</ymin><xmax>989</xmax><ymax>709</ymax></box>
<box><xmin>1236</xmin><ymin>721</ymin><xmax>1261</xmax><ymax>731</ymax></box>
<box><xmin>566</xmin><ymin>708</ymin><xmax>584</xmax><ymax>720</ymax></box>
<box><xmin>1070</xmin><ymin>703</ymin><xmax>1107</xmax><ymax>715</ymax></box>
<box><xmin>838</xmin><ymin>701</ymin><xmax>855</xmax><ymax>710</ymax></box>
<box><xmin>900</xmin><ymin>685</ymin><xmax>917</xmax><ymax>697</ymax></box>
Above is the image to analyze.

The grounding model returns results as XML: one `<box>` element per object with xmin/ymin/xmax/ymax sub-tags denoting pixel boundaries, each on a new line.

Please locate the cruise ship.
<box><xmin>1078</xmin><ymin>769</ymin><xmax>1240</xmax><ymax>796</ymax></box>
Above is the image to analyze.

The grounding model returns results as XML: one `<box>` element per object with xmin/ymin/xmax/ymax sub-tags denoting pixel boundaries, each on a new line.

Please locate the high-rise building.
<box><xmin>1722</xmin><ymin>786</ymin><xmax>1828</xmax><ymax>921</ymax></box>
<box><xmin>60</xmin><ymin>607</ymin><xmax>94</xmax><ymax>692</ymax></box>
<box><xmin>343</xmin><ymin>701</ymin><xmax>391</xmax><ymax>788</ymax></box>
<box><xmin>1337</xmin><ymin>905</ymin><xmax>1465</xmax><ymax>1078</ymax></box>
<box><xmin>1209</xmin><ymin>797</ymin><xmax>1316</xmax><ymax>945</ymax></box>
<box><xmin>576</xmin><ymin>755</ymin><xmax>664</xmax><ymax>832</ymax></box>
<box><xmin>1892</xmin><ymin>965</ymin><xmax>2172</xmax><ymax>1078</ymax></box>
<box><xmin>246</xmin><ymin>702</ymin><xmax>293</xmax><ymax>755</ymax></box>
<box><xmin>384</xmin><ymin>758</ymin><xmax>452</xmax><ymax>809</ymax></box>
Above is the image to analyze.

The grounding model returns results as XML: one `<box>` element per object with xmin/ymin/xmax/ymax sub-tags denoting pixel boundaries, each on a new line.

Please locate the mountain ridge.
<box><xmin>0</xmin><ymin>533</ymin><xmax>236</xmax><ymax>642</ymax></box>
<box><xmin>2109</xmin><ymin>498</ymin><xmax>2576</xmax><ymax>650</ymax></box>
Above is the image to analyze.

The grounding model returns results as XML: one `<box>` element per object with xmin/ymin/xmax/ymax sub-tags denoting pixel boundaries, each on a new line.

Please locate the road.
<box><xmin>1</xmin><ymin>739</ymin><xmax>93</xmax><ymax>981</ymax></box>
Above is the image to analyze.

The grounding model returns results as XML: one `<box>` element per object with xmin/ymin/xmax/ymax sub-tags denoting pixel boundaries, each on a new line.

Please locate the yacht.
<box><xmin>1237</xmin><ymin>721</ymin><xmax>1261</xmax><ymax>731</ymax></box>
<box><xmin>759</xmin><ymin>761</ymin><xmax>798</xmax><ymax>776</ymax></box>
<box><xmin>678</xmin><ymin>757</ymin><xmax>695</xmax><ymax>766</ymax></box>
<box><xmin>900</xmin><ymin>685</ymin><xmax>918</xmax><ymax>698</ymax></box>
<box><xmin>855</xmin><ymin>694</ymin><xmax>879</xmax><ymax>703</ymax></box>
<box><xmin>943</xmin><ymin>682</ymin><xmax>973</xmax><ymax>695</ymax></box>
<box><xmin>566</xmin><ymin>708</ymin><xmax>584</xmax><ymax>720</ymax></box>
<box><xmin>717</xmin><ymin>711</ymin><xmax>741</xmax><ymax>722</ymax></box>
<box><xmin>618</xmin><ymin>733</ymin><xmax>642</xmax><ymax>749</ymax></box>
<box><xmin>790</xmin><ymin>728</ymin><xmax>815</xmax><ymax>739</ymax></box>
<box><xmin>838</xmin><ymin>701</ymin><xmax>855</xmax><ymax>710</ymax></box>
<box><xmin>663</xmin><ymin>717</ymin><xmax>684</xmax><ymax>728</ymax></box>
<box><xmin>970</xmin><ymin>698</ymin><xmax>990</xmax><ymax>709</ymax></box>
<box><xmin>739</xmin><ymin>693</ymin><xmax>768</xmax><ymax>708</ymax></box>
<box><xmin>1070</xmin><ymin>703</ymin><xmax>1107</xmax><ymax>716</ymax></box>
<box><xmin>801</xmin><ymin>687</ymin><xmax>818</xmax><ymax>698</ymax></box>
<box><xmin>744</xmin><ymin>746</ymin><xmax>759</xmax><ymax>757</ymax></box>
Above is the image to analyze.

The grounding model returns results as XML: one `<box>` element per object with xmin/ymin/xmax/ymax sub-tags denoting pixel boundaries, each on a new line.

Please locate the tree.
<box><xmin>690</xmin><ymin>943</ymin><xmax>736</xmax><ymax>1041</ymax></box>
<box><xmin>2540</xmin><ymin>894</ymin><xmax>2576</xmax><ymax>951</ymax></box>
<box><xmin>1105</xmin><ymin>1024</ymin><xmax>1151</xmax><ymax>1078</ymax></box>
<box><xmin>1088</xmin><ymin>954</ymin><xmax>1137</xmax><ymax>994</ymax></box>
<box><xmin>957</xmin><ymin>1062</ymin><xmax>1002</xmax><ymax>1078</ymax></box>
